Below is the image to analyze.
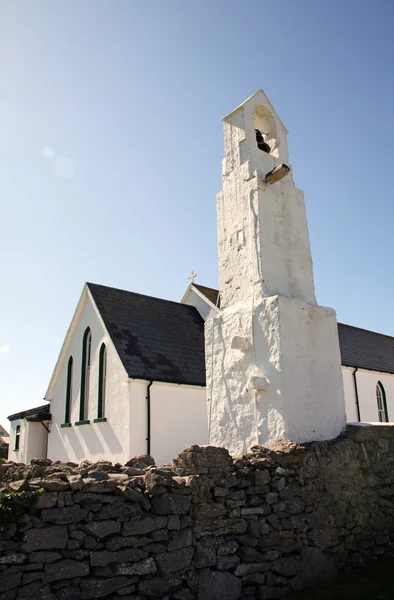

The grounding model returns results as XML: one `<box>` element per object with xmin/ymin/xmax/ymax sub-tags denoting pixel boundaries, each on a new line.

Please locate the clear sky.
<box><xmin>1</xmin><ymin>0</ymin><xmax>394</xmax><ymax>431</ymax></box>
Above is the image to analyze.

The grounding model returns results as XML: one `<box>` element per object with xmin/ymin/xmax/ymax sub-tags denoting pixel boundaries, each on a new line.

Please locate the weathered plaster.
<box><xmin>207</xmin><ymin>90</ymin><xmax>346</xmax><ymax>454</ymax></box>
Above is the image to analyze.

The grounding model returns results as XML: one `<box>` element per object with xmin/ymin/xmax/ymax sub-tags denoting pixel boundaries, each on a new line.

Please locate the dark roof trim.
<box><xmin>128</xmin><ymin>376</ymin><xmax>205</xmax><ymax>387</ymax></box>
<box><xmin>8</xmin><ymin>404</ymin><xmax>51</xmax><ymax>422</ymax></box>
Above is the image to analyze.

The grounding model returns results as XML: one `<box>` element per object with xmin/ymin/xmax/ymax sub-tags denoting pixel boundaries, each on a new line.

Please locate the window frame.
<box><xmin>64</xmin><ymin>356</ymin><xmax>73</xmax><ymax>425</ymax></box>
<box><xmin>14</xmin><ymin>424</ymin><xmax>21</xmax><ymax>451</ymax></box>
<box><xmin>97</xmin><ymin>343</ymin><xmax>107</xmax><ymax>420</ymax></box>
<box><xmin>376</xmin><ymin>382</ymin><xmax>389</xmax><ymax>423</ymax></box>
<box><xmin>79</xmin><ymin>327</ymin><xmax>92</xmax><ymax>423</ymax></box>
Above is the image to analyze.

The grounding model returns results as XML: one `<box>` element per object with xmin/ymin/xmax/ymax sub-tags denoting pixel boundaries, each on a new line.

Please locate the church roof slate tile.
<box><xmin>87</xmin><ymin>282</ymin><xmax>206</xmax><ymax>386</ymax></box>
<box><xmin>194</xmin><ymin>285</ymin><xmax>394</xmax><ymax>376</ymax></box>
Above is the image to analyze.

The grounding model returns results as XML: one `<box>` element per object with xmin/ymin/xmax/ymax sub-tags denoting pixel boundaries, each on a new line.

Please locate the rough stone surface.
<box><xmin>206</xmin><ymin>89</ymin><xmax>346</xmax><ymax>456</ymax></box>
<box><xmin>1</xmin><ymin>430</ymin><xmax>394</xmax><ymax>599</ymax></box>
<box><xmin>198</xmin><ymin>570</ymin><xmax>242</xmax><ymax>600</ymax></box>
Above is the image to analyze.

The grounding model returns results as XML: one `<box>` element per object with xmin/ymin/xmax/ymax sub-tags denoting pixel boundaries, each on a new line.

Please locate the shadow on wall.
<box><xmin>59</xmin><ymin>422</ymin><xmax>123</xmax><ymax>461</ymax></box>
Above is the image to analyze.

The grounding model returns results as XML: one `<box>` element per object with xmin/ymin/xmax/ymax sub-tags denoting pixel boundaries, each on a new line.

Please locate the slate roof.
<box><xmin>194</xmin><ymin>284</ymin><xmax>221</xmax><ymax>308</ymax></box>
<box><xmin>194</xmin><ymin>285</ymin><xmax>394</xmax><ymax>376</ymax></box>
<box><xmin>87</xmin><ymin>283</ymin><xmax>206</xmax><ymax>386</ymax></box>
<box><xmin>338</xmin><ymin>323</ymin><xmax>394</xmax><ymax>375</ymax></box>
<box><xmin>8</xmin><ymin>404</ymin><xmax>51</xmax><ymax>422</ymax></box>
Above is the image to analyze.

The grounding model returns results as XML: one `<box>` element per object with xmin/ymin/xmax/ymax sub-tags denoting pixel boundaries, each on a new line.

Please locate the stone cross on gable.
<box><xmin>188</xmin><ymin>271</ymin><xmax>197</xmax><ymax>284</ymax></box>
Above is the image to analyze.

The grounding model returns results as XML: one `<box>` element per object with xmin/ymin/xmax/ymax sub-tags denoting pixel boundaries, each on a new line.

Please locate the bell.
<box><xmin>265</xmin><ymin>164</ymin><xmax>290</xmax><ymax>185</ymax></box>
<box><xmin>254</xmin><ymin>129</ymin><xmax>271</xmax><ymax>154</ymax></box>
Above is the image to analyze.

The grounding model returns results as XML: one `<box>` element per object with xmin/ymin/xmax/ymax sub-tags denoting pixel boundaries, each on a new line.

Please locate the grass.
<box><xmin>288</xmin><ymin>557</ymin><xmax>394</xmax><ymax>599</ymax></box>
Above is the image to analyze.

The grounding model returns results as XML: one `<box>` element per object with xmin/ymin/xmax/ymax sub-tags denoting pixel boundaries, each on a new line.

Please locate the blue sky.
<box><xmin>1</xmin><ymin>0</ymin><xmax>394</xmax><ymax>430</ymax></box>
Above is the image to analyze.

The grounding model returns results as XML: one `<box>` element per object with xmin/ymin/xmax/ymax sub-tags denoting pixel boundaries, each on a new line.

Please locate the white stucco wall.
<box><xmin>181</xmin><ymin>287</ymin><xmax>216</xmax><ymax>321</ymax></box>
<box><xmin>342</xmin><ymin>367</ymin><xmax>359</xmax><ymax>422</ymax></box>
<box><xmin>47</xmin><ymin>291</ymin><xmax>132</xmax><ymax>464</ymax></box>
<box><xmin>341</xmin><ymin>367</ymin><xmax>394</xmax><ymax>424</ymax></box>
<box><xmin>353</xmin><ymin>369</ymin><xmax>394</xmax><ymax>423</ymax></box>
<box><xmin>46</xmin><ymin>289</ymin><xmax>208</xmax><ymax>465</ymax></box>
<box><xmin>150</xmin><ymin>382</ymin><xmax>207</xmax><ymax>465</ymax></box>
<box><xmin>7</xmin><ymin>419</ymin><xmax>47</xmax><ymax>463</ymax></box>
<box><xmin>209</xmin><ymin>90</ymin><xmax>346</xmax><ymax>453</ymax></box>
<box><xmin>7</xmin><ymin>420</ymin><xmax>22</xmax><ymax>463</ymax></box>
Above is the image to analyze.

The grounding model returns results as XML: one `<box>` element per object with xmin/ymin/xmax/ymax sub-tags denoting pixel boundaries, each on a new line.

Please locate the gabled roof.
<box><xmin>339</xmin><ymin>323</ymin><xmax>394</xmax><ymax>375</ymax></box>
<box><xmin>87</xmin><ymin>283</ymin><xmax>206</xmax><ymax>386</ymax></box>
<box><xmin>193</xmin><ymin>284</ymin><xmax>394</xmax><ymax>376</ymax></box>
<box><xmin>222</xmin><ymin>89</ymin><xmax>289</xmax><ymax>134</ymax></box>
<box><xmin>8</xmin><ymin>404</ymin><xmax>51</xmax><ymax>422</ymax></box>
<box><xmin>193</xmin><ymin>284</ymin><xmax>221</xmax><ymax>308</ymax></box>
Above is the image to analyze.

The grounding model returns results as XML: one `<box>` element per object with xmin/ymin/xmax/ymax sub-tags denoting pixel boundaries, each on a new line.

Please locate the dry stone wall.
<box><xmin>1</xmin><ymin>425</ymin><xmax>394</xmax><ymax>600</ymax></box>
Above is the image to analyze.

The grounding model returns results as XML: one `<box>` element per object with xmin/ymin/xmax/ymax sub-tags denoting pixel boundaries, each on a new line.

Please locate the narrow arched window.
<box><xmin>97</xmin><ymin>343</ymin><xmax>107</xmax><ymax>419</ymax></box>
<box><xmin>64</xmin><ymin>356</ymin><xmax>73</xmax><ymax>424</ymax></box>
<box><xmin>79</xmin><ymin>328</ymin><xmax>92</xmax><ymax>422</ymax></box>
<box><xmin>376</xmin><ymin>382</ymin><xmax>389</xmax><ymax>423</ymax></box>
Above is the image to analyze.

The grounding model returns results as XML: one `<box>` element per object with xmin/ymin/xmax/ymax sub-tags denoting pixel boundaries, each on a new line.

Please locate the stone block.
<box><xmin>41</xmin><ymin>505</ymin><xmax>89</xmax><ymax>524</ymax></box>
<box><xmin>155</xmin><ymin>546</ymin><xmax>194</xmax><ymax>575</ymax></box>
<box><xmin>138</xmin><ymin>575</ymin><xmax>182</xmax><ymax>598</ymax></box>
<box><xmin>80</xmin><ymin>576</ymin><xmax>135</xmax><ymax>599</ymax></box>
<box><xmin>114</xmin><ymin>557</ymin><xmax>157</xmax><ymax>576</ymax></box>
<box><xmin>168</xmin><ymin>529</ymin><xmax>192</xmax><ymax>551</ymax></box>
<box><xmin>255</xmin><ymin>470</ymin><xmax>271</xmax><ymax>486</ymax></box>
<box><xmin>217</xmin><ymin>540</ymin><xmax>238</xmax><ymax>556</ymax></box>
<box><xmin>35</xmin><ymin>493</ymin><xmax>58</xmax><ymax>510</ymax></box>
<box><xmin>194</xmin><ymin>540</ymin><xmax>216</xmax><ymax>568</ymax></box>
<box><xmin>151</xmin><ymin>493</ymin><xmax>191</xmax><ymax>515</ymax></box>
<box><xmin>28</xmin><ymin>551</ymin><xmax>62</xmax><ymax>563</ymax></box>
<box><xmin>45</xmin><ymin>559</ymin><xmax>89</xmax><ymax>582</ymax></box>
<box><xmin>198</xmin><ymin>569</ymin><xmax>242</xmax><ymax>600</ymax></box>
<box><xmin>90</xmin><ymin>547</ymin><xmax>147</xmax><ymax>567</ymax></box>
<box><xmin>80</xmin><ymin>520</ymin><xmax>121</xmax><ymax>538</ymax></box>
<box><xmin>21</xmin><ymin>526</ymin><xmax>68</xmax><ymax>552</ymax></box>
<box><xmin>123</xmin><ymin>516</ymin><xmax>167</xmax><ymax>536</ymax></box>
<box><xmin>216</xmin><ymin>555</ymin><xmax>240</xmax><ymax>570</ymax></box>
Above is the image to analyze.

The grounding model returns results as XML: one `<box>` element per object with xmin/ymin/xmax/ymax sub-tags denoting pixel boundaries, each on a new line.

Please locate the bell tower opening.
<box><xmin>254</xmin><ymin>104</ymin><xmax>280</xmax><ymax>158</ymax></box>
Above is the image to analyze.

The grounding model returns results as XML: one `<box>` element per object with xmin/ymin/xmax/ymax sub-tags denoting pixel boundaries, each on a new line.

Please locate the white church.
<box><xmin>8</xmin><ymin>90</ymin><xmax>394</xmax><ymax>465</ymax></box>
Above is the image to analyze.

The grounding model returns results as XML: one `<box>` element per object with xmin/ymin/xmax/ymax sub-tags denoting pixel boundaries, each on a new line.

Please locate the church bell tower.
<box><xmin>206</xmin><ymin>90</ymin><xmax>345</xmax><ymax>455</ymax></box>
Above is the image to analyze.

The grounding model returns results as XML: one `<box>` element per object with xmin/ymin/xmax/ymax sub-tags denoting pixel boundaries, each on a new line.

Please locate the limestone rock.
<box><xmin>114</xmin><ymin>557</ymin><xmax>157</xmax><ymax>576</ymax></box>
<box><xmin>80</xmin><ymin>520</ymin><xmax>121</xmax><ymax>538</ymax></box>
<box><xmin>123</xmin><ymin>516</ymin><xmax>167</xmax><ymax>536</ymax></box>
<box><xmin>138</xmin><ymin>575</ymin><xmax>182</xmax><ymax>598</ymax></box>
<box><xmin>151</xmin><ymin>493</ymin><xmax>191</xmax><ymax>515</ymax></box>
<box><xmin>198</xmin><ymin>569</ymin><xmax>242</xmax><ymax>600</ymax></box>
<box><xmin>80</xmin><ymin>576</ymin><xmax>135</xmax><ymax>599</ymax></box>
<box><xmin>90</xmin><ymin>547</ymin><xmax>147</xmax><ymax>567</ymax></box>
<box><xmin>41</xmin><ymin>506</ymin><xmax>89</xmax><ymax>524</ymax></box>
<box><xmin>45</xmin><ymin>559</ymin><xmax>89</xmax><ymax>582</ymax></box>
<box><xmin>155</xmin><ymin>546</ymin><xmax>194</xmax><ymax>575</ymax></box>
<box><xmin>22</xmin><ymin>526</ymin><xmax>68</xmax><ymax>552</ymax></box>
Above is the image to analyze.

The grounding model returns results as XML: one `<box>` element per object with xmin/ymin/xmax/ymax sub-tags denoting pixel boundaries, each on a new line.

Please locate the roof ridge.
<box><xmin>87</xmin><ymin>282</ymin><xmax>197</xmax><ymax>311</ymax></box>
<box><xmin>338</xmin><ymin>322</ymin><xmax>394</xmax><ymax>341</ymax></box>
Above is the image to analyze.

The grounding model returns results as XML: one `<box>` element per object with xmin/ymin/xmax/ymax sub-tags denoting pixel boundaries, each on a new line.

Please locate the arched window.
<box><xmin>79</xmin><ymin>328</ymin><xmax>92</xmax><ymax>423</ymax></box>
<box><xmin>64</xmin><ymin>356</ymin><xmax>73</xmax><ymax>425</ymax></box>
<box><xmin>376</xmin><ymin>382</ymin><xmax>389</xmax><ymax>423</ymax></box>
<box><xmin>97</xmin><ymin>343</ymin><xmax>107</xmax><ymax>420</ymax></box>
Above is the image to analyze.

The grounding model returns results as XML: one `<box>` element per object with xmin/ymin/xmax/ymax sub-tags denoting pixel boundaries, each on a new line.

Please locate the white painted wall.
<box><xmin>7</xmin><ymin>419</ymin><xmax>47</xmax><ymax>463</ymax></box>
<box><xmin>342</xmin><ymin>367</ymin><xmax>359</xmax><ymax>422</ymax></box>
<box><xmin>208</xmin><ymin>89</ymin><xmax>346</xmax><ymax>454</ymax></box>
<box><xmin>150</xmin><ymin>382</ymin><xmax>207</xmax><ymax>465</ymax></box>
<box><xmin>47</xmin><ymin>291</ymin><xmax>132</xmax><ymax>464</ymax></box>
<box><xmin>7</xmin><ymin>420</ymin><xmax>22</xmax><ymax>463</ymax></box>
<box><xmin>46</xmin><ymin>289</ymin><xmax>207</xmax><ymax>466</ymax></box>
<box><xmin>181</xmin><ymin>287</ymin><xmax>216</xmax><ymax>321</ymax></box>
